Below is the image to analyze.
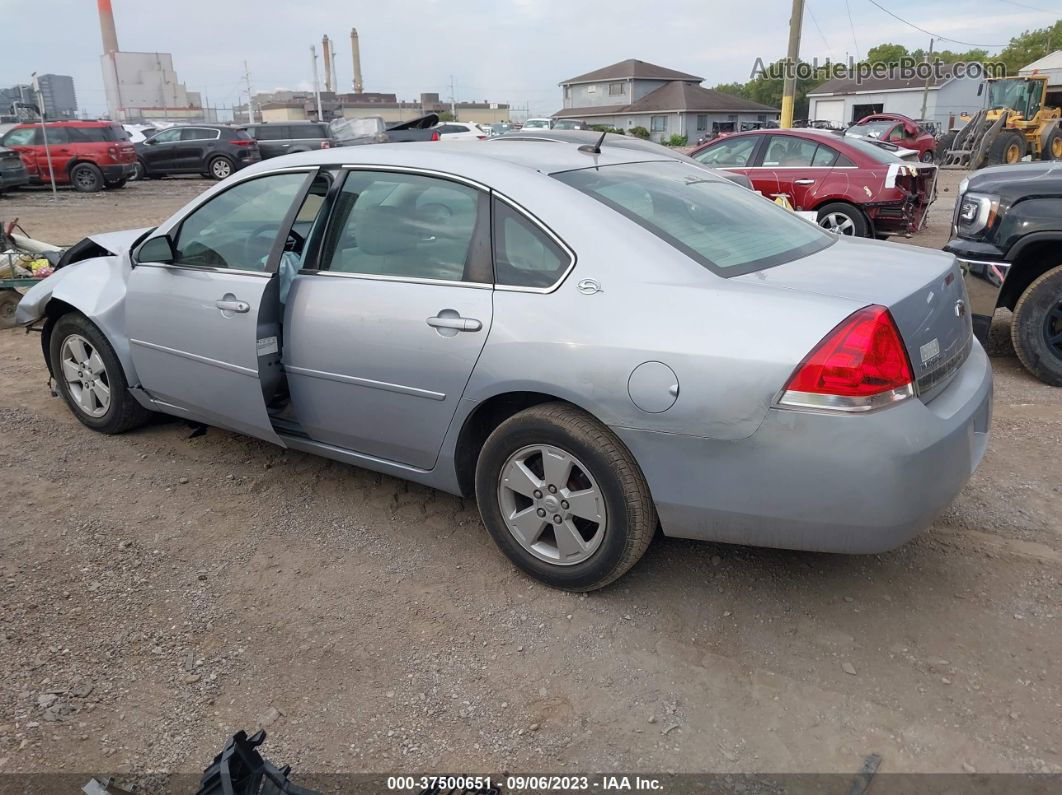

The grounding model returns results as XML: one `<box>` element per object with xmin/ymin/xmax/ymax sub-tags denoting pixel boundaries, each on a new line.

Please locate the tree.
<box><xmin>711</xmin><ymin>82</ymin><xmax>751</xmax><ymax>99</ymax></box>
<box><xmin>997</xmin><ymin>21</ymin><xmax>1062</xmax><ymax>75</ymax></box>
<box><xmin>437</xmin><ymin>110</ymin><xmax>455</xmax><ymax>122</ymax></box>
<box><xmin>865</xmin><ymin>43</ymin><xmax>909</xmax><ymax>65</ymax></box>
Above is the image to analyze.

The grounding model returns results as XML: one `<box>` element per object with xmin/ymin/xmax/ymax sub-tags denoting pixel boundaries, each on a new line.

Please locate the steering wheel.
<box><xmin>241</xmin><ymin>224</ymin><xmax>305</xmax><ymax>267</ymax></box>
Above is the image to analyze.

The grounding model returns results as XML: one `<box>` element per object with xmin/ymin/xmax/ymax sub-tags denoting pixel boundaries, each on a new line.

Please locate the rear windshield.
<box><xmin>554</xmin><ymin>161</ymin><xmax>832</xmax><ymax>276</ymax></box>
<box><xmin>848</xmin><ymin>120</ymin><xmax>894</xmax><ymax>139</ymax></box>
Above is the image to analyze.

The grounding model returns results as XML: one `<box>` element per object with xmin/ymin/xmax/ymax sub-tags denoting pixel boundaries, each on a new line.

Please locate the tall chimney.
<box><xmin>98</xmin><ymin>0</ymin><xmax>119</xmax><ymax>54</ymax></box>
<box><xmin>350</xmin><ymin>27</ymin><xmax>364</xmax><ymax>94</ymax></box>
<box><xmin>322</xmin><ymin>35</ymin><xmax>333</xmax><ymax>93</ymax></box>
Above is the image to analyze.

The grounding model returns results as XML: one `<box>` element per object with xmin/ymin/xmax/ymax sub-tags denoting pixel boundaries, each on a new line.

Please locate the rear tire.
<box><xmin>816</xmin><ymin>202</ymin><xmax>869</xmax><ymax>238</ymax></box>
<box><xmin>1011</xmin><ymin>264</ymin><xmax>1062</xmax><ymax>386</ymax></box>
<box><xmin>70</xmin><ymin>163</ymin><xmax>104</xmax><ymax>193</ymax></box>
<box><xmin>988</xmin><ymin>130</ymin><xmax>1026</xmax><ymax>166</ymax></box>
<box><xmin>1041</xmin><ymin>128</ymin><xmax>1062</xmax><ymax>161</ymax></box>
<box><xmin>48</xmin><ymin>313</ymin><xmax>153</xmax><ymax>433</ymax></box>
<box><xmin>475</xmin><ymin>402</ymin><xmax>657</xmax><ymax>591</ymax></box>
<box><xmin>130</xmin><ymin>160</ymin><xmax>146</xmax><ymax>180</ymax></box>
<box><xmin>207</xmin><ymin>156</ymin><xmax>233</xmax><ymax>180</ymax></box>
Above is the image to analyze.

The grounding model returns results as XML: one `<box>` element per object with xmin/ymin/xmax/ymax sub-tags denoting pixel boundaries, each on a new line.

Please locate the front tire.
<box><xmin>70</xmin><ymin>163</ymin><xmax>104</xmax><ymax>193</ymax></box>
<box><xmin>475</xmin><ymin>402</ymin><xmax>657</xmax><ymax>591</ymax></box>
<box><xmin>1011</xmin><ymin>264</ymin><xmax>1062</xmax><ymax>386</ymax></box>
<box><xmin>207</xmin><ymin>156</ymin><xmax>233</xmax><ymax>180</ymax></box>
<box><xmin>816</xmin><ymin>202</ymin><xmax>869</xmax><ymax>237</ymax></box>
<box><xmin>988</xmin><ymin>130</ymin><xmax>1026</xmax><ymax>166</ymax></box>
<box><xmin>0</xmin><ymin>290</ymin><xmax>19</xmax><ymax>329</ymax></box>
<box><xmin>49</xmin><ymin>313</ymin><xmax>153</xmax><ymax>433</ymax></box>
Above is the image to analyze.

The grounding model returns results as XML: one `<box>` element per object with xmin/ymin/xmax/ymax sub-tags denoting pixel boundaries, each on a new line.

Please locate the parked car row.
<box><xmin>0</xmin><ymin>120</ymin><xmax>136</xmax><ymax>192</ymax></box>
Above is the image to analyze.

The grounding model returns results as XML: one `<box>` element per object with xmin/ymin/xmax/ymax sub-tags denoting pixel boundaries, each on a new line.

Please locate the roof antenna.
<box><xmin>578</xmin><ymin>130</ymin><xmax>607</xmax><ymax>154</ymax></box>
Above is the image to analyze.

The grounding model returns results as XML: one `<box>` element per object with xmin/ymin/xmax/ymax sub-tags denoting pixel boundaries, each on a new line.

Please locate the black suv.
<box><xmin>238</xmin><ymin>122</ymin><xmax>334</xmax><ymax>159</ymax></box>
<box><xmin>946</xmin><ymin>162</ymin><xmax>1062</xmax><ymax>385</ymax></box>
<box><xmin>133</xmin><ymin>125</ymin><xmax>261</xmax><ymax>181</ymax></box>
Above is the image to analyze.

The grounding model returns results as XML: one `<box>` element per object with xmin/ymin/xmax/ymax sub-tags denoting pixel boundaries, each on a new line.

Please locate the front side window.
<box><xmin>168</xmin><ymin>172</ymin><xmax>310</xmax><ymax>270</ymax></box>
<box><xmin>554</xmin><ymin>161</ymin><xmax>832</xmax><ymax>276</ymax></box>
<box><xmin>694</xmin><ymin>136</ymin><xmax>758</xmax><ymax>167</ymax></box>
<box><xmin>493</xmin><ymin>200</ymin><xmax>571</xmax><ymax>289</ymax></box>
<box><xmin>150</xmin><ymin>128</ymin><xmax>181</xmax><ymax>144</ymax></box>
<box><xmin>650</xmin><ymin>115</ymin><xmax>667</xmax><ymax>133</ymax></box>
<box><xmin>3</xmin><ymin>128</ymin><xmax>37</xmax><ymax>146</ymax></box>
<box><xmin>320</xmin><ymin>170</ymin><xmax>488</xmax><ymax>283</ymax></box>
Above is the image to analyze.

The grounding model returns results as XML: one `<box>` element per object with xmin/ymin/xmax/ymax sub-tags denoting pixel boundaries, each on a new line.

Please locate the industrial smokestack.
<box><xmin>322</xmin><ymin>35</ymin><xmax>333</xmax><ymax>93</ymax></box>
<box><xmin>350</xmin><ymin>27</ymin><xmax>363</xmax><ymax>94</ymax></box>
<box><xmin>97</xmin><ymin>0</ymin><xmax>119</xmax><ymax>54</ymax></box>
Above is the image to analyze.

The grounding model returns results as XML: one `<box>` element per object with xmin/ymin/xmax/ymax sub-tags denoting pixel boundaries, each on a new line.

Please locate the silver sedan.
<box><xmin>16</xmin><ymin>140</ymin><xmax>992</xmax><ymax>590</ymax></box>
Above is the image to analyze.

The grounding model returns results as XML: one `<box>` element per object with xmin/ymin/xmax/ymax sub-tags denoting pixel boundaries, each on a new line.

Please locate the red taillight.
<box><xmin>232</xmin><ymin>139</ymin><xmax>255</xmax><ymax>147</ymax></box>
<box><xmin>320</xmin><ymin>140</ymin><xmax>332</xmax><ymax>148</ymax></box>
<box><xmin>477</xmin><ymin>135</ymin><xmax>487</xmax><ymax>140</ymax></box>
<box><xmin>778</xmin><ymin>305</ymin><xmax>914</xmax><ymax>412</ymax></box>
<box><xmin>431</xmin><ymin>131</ymin><xmax>440</xmax><ymax>141</ymax></box>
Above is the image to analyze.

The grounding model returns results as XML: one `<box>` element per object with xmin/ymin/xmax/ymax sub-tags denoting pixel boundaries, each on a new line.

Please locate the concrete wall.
<box><xmin>102</xmin><ymin>51</ymin><xmax>199</xmax><ymax>122</ymax></box>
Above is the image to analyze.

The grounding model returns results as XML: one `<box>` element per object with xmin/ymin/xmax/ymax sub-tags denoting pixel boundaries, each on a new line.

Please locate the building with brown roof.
<box><xmin>555</xmin><ymin>58</ymin><xmax>779</xmax><ymax>141</ymax></box>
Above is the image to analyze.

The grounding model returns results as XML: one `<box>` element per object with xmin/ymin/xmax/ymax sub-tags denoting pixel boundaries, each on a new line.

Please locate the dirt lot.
<box><xmin>0</xmin><ymin>173</ymin><xmax>1060</xmax><ymax>781</ymax></box>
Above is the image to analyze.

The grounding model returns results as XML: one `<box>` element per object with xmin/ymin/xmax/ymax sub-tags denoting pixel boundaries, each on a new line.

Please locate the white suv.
<box><xmin>435</xmin><ymin>122</ymin><xmax>488</xmax><ymax>141</ymax></box>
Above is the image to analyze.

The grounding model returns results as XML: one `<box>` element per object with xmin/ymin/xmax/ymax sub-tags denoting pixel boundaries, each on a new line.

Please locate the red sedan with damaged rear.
<box><xmin>690</xmin><ymin>128</ymin><xmax>937</xmax><ymax>240</ymax></box>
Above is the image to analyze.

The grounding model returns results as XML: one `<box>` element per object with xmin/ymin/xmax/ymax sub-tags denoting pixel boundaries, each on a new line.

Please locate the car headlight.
<box><xmin>957</xmin><ymin>191</ymin><xmax>1000</xmax><ymax>235</ymax></box>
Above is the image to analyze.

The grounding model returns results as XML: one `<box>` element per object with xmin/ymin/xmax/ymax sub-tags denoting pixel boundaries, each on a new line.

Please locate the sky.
<box><xmin>0</xmin><ymin>0</ymin><xmax>1057</xmax><ymax>118</ymax></box>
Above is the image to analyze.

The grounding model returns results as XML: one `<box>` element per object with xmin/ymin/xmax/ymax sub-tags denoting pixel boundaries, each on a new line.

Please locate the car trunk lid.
<box><xmin>735</xmin><ymin>236</ymin><xmax>972</xmax><ymax>399</ymax></box>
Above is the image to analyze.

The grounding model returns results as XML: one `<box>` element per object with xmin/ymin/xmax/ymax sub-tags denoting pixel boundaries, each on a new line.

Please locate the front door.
<box><xmin>283</xmin><ymin>168</ymin><xmax>494</xmax><ymax>470</ymax></box>
<box><xmin>126</xmin><ymin>169</ymin><xmax>316</xmax><ymax>442</ymax></box>
<box><xmin>141</xmin><ymin>127</ymin><xmax>182</xmax><ymax>172</ymax></box>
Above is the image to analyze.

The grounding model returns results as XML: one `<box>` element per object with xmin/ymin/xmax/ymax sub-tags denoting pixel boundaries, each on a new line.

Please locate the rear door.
<box><xmin>756</xmin><ymin>134</ymin><xmax>833</xmax><ymax>210</ymax></box>
<box><xmin>127</xmin><ymin>168</ymin><xmax>317</xmax><ymax>442</ymax></box>
<box><xmin>283</xmin><ymin>167</ymin><xmax>494</xmax><ymax>469</ymax></box>
<box><xmin>175</xmin><ymin>127</ymin><xmax>217</xmax><ymax>171</ymax></box>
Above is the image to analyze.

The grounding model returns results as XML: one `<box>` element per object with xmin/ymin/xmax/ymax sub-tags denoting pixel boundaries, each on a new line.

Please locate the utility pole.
<box><xmin>243</xmin><ymin>60</ymin><xmax>256</xmax><ymax>123</ymax></box>
<box><xmin>780</xmin><ymin>0</ymin><xmax>805</xmax><ymax>128</ymax></box>
<box><xmin>31</xmin><ymin>73</ymin><xmax>57</xmax><ymax>201</ymax></box>
<box><xmin>449</xmin><ymin>75</ymin><xmax>457</xmax><ymax>121</ymax></box>
<box><xmin>311</xmin><ymin>46</ymin><xmax>324</xmax><ymax>121</ymax></box>
<box><xmin>920</xmin><ymin>38</ymin><xmax>935</xmax><ymax>122</ymax></box>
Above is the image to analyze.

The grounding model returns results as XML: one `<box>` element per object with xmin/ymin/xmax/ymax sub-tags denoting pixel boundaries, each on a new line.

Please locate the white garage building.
<box><xmin>807</xmin><ymin>64</ymin><xmax>985</xmax><ymax>127</ymax></box>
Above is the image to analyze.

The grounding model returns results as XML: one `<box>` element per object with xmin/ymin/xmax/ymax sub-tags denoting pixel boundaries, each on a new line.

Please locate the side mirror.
<box><xmin>143</xmin><ymin>137</ymin><xmax>157</xmax><ymax>145</ymax></box>
<box><xmin>135</xmin><ymin>234</ymin><xmax>176</xmax><ymax>265</ymax></box>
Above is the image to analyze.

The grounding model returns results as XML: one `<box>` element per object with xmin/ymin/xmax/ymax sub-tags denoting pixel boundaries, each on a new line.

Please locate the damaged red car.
<box><xmin>690</xmin><ymin>128</ymin><xmax>936</xmax><ymax>239</ymax></box>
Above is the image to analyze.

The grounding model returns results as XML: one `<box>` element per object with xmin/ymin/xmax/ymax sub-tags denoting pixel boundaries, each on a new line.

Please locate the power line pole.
<box><xmin>920</xmin><ymin>38</ymin><xmax>935</xmax><ymax>121</ymax></box>
<box><xmin>449</xmin><ymin>75</ymin><xmax>457</xmax><ymax>121</ymax></box>
<box><xmin>310</xmin><ymin>46</ymin><xmax>323</xmax><ymax>121</ymax></box>
<box><xmin>780</xmin><ymin>0</ymin><xmax>805</xmax><ymax>128</ymax></box>
<box><xmin>243</xmin><ymin>60</ymin><xmax>256</xmax><ymax>123</ymax></box>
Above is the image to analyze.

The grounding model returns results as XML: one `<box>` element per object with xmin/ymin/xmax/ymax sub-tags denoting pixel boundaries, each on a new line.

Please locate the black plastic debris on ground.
<box><xmin>195</xmin><ymin>730</ymin><xmax>321</xmax><ymax>795</ymax></box>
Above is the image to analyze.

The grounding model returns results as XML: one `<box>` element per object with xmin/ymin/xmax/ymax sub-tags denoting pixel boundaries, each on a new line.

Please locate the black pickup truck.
<box><xmin>945</xmin><ymin>162</ymin><xmax>1062</xmax><ymax>386</ymax></box>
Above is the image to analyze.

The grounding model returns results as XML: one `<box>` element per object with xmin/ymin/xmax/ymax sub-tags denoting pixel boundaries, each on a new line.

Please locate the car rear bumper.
<box><xmin>614</xmin><ymin>341</ymin><xmax>992</xmax><ymax>554</ymax></box>
<box><xmin>101</xmin><ymin>163</ymin><xmax>136</xmax><ymax>181</ymax></box>
<box><xmin>0</xmin><ymin>164</ymin><xmax>29</xmax><ymax>189</ymax></box>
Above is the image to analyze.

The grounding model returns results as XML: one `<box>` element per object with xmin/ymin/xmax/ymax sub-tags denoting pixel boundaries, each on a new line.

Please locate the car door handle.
<box><xmin>427</xmin><ymin>315</ymin><xmax>482</xmax><ymax>332</ymax></box>
<box><xmin>216</xmin><ymin>299</ymin><xmax>250</xmax><ymax>313</ymax></box>
<box><xmin>794</xmin><ymin>178</ymin><xmax>816</xmax><ymax>185</ymax></box>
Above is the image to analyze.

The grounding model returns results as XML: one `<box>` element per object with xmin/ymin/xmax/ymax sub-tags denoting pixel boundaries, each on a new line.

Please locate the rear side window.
<box><xmin>555</xmin><ymin>161</ymin><xmax>831</xmax><ymax>276</ymax></box>
<box><xmin>252</xmin><ymin>125</ymin><xmax>287</xmax><ymax>140</ymax></box>
<box><xmin>762</xmin><ymin>135</ymin><xmax>819</xmax><ymax>167</ymax></box>
<box><xmin>492</xmin><ymin>199</ymin><xmax>572</xmax><ymax>289</ymax></box>
<box><xmin>67</xmin><ymin>126</ymin><xmax>121</xmax><ymax>143</ymax></box>
<box><xmin>233</xmin><ymin>129</ymin><xmax>254</xmax><ymax>141</ymax></box>
<box><xmin>39</xmin><ymin>128</ymin><xmax>71</xmax><ymax>144</ymax></box>
<box><xmin>181</xmin><ymin>128</ymin><xmax>217</xmax><ymax>141</ymax></box>
<box><xmin>291</xmin><ymin>125</ymin><xmax>329</xmax><ymax>139</ymax></box>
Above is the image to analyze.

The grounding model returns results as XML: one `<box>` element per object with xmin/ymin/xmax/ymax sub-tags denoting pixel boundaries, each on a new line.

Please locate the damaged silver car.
<box><xmin>17</xmin><ymin>141</ymin><xmax>992</xmax><ymax>590</ymax></box>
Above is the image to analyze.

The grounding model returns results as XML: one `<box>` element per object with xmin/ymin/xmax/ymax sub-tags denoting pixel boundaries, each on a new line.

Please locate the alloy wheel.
<box><xmin>73</xmin><ymin>167</ymin><xmax>99</xmax><ymax>191</ymax></box>
<box><xmin>1006</xmin><ymin>143</ymin><xmax>1021</xmax><ymax>164</ymax></box>
<box><xmin>211</xmin><ymin>159</ymin><xmax>232</xmax><ymax>179</ymax></box>
<box><xmin>1044</xmin><ymin>300</ymin><xmax>1062</xmax><ymax>361</ymax></box>
<box><xmin>497</xmin><ymin>444</ymin><xmax>606</xmax><ymax>566</ymax></box>
<box><xmin>60</xmin><ymin>334</ymin><xmax>111</xmax><ymax>418</ymax></box>
<box><xmin>819</xmin><ymin>212</ymin><xmax>856</xmax><ymax>235</ymax></box>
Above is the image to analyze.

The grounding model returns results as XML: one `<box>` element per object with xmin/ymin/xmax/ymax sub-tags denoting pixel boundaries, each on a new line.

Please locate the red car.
<box><xmin>689</xmin><ymin>128</ymin><xmax>936</xmax><ymax>239</ymax></box>
<box><xmin>844</xmin><ymin>114</ymin><xmax>937</xmax><ymax>162</ymax></box>
<box><xmin>0</xmin><ymin>120</ymin><xmax>136</xmax><ymax>192</ymax></box>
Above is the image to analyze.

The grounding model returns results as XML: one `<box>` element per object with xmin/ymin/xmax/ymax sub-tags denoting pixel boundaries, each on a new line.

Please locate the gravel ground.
<box><xmin>0</xmin><ymin>170</ymin><xmax>1060</xmax><ymax>780</ymax></box>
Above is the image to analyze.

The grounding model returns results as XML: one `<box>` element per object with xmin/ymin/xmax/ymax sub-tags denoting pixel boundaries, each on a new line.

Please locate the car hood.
<box><xmin>85</xmin><ymin>227</ymin><xmax>153</xmax><ymax>257</ymax></box>
<box><xmin>966</xmin><ymin>161</ymin><xmax>1062</xmax><ymax>199</ymax></box>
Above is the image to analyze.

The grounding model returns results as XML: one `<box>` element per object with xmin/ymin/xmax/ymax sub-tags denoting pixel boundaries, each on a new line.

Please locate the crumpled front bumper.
<box><xmin>954</xmin><ymin>257</ymin><xmax>1010</xmax><ymax>344</ymax></box>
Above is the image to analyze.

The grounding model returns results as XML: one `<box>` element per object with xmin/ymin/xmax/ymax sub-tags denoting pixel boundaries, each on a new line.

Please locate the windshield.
<box><xmin>847</xmin><ymin>120</ymin><xmax>894</xmax><ymax>139</ymax></box>
<box><xmin>524</xmin><ymin>119</ymin><xmax>550</xmax><ymax>128</ymax></box>
<box><xmin>554</xmin><ymin>161</ymin><xmax>832</xmax><ymax>276</ymax></box>
<box><xmin>988</xmin><ymin>79</ymin><xmax>1041</xmax><ymax>118</ymax></box>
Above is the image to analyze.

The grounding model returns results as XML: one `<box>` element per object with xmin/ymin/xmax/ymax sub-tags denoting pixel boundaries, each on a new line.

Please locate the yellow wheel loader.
<box><xmin>940</xmin><ymin>75</ymin><xmax>1062</xmax><ymax>169</ymax></box>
